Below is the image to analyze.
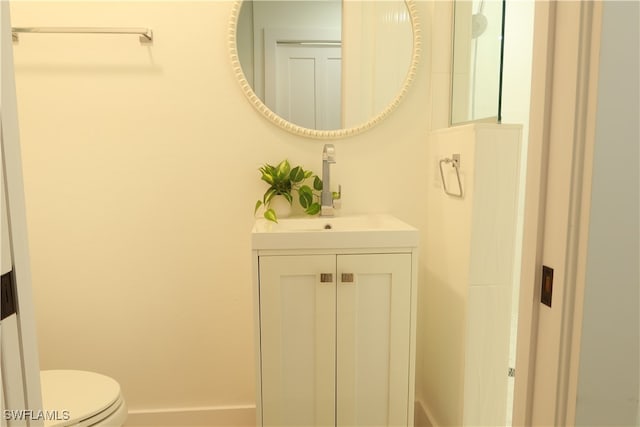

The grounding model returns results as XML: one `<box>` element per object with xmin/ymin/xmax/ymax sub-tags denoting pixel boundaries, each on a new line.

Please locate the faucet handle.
<box><xmin>323</xmin><ymin>144</ymin><xmax>336</xmax><ymax>162</ymax></box>
<box><xmin>332</xmin><ymin>185</ymin><xmax>342</xmax><ymax>210</ymax></box>
<box><xmin>332</xmin><ymin>185</ymin><xmax>342</xmax><ymax>200</ymax></box>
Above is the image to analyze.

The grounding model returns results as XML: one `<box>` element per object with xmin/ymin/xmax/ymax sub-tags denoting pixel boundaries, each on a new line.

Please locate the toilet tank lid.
<box><xmin>40</xmin><ymin>370</ymin><xmax>122</xmax><ymax>426</ymax></box>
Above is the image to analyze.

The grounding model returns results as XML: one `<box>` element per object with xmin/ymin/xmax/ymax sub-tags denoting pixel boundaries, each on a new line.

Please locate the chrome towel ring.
<box><xmin>439</xmin><ymin>154</ymin><xmax>464</xmax><ymax>198</ymax></box>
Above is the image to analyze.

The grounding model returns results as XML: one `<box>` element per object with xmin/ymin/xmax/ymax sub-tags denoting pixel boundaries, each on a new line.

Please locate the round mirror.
<box><xmin>229</xmin><ymin>0</ymin><xmax>421</xmax><ymax>139</ymax></box>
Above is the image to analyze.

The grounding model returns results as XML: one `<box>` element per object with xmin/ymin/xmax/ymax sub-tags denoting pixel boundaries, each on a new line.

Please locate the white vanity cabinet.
<box><xmin>252</xmin><ymin>214</ymin><xmax>419</xmax><ymax>427</ymax></box>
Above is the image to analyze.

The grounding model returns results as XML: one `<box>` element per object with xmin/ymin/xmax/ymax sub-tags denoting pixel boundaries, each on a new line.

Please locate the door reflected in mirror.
<box><xmin>235</xmin><ymin>0</ymin><xmax>415</xmax><ymax>133</ymax></box>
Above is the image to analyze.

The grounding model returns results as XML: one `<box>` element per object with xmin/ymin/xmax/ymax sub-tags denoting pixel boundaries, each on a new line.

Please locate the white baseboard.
<box><xmin>128</xmin><ymin>402</ymin><xmax>440</xmax><ymax>427</ymax></box>
<box><xmin>125</xmin><ymin>405</ymin><xmax>256</xmax><ymax>427</ymax></box>
<box><xmin>415</xmin><ymin>399</ymin><xmax>439</xmax><ymax>427</ymax></box>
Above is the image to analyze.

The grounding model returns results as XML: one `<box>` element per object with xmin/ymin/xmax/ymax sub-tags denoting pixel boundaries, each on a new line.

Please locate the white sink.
<box><xmin>252</xmin><ymin>214</ymin><xmax>418</xmax><ymax>250</ymax></box>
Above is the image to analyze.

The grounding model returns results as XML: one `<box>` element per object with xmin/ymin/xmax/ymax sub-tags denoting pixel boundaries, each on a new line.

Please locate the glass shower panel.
<box><xmin>451</xmin><ymin>0</ymin><xmax>505</xmax><ymax>125</ymax></box>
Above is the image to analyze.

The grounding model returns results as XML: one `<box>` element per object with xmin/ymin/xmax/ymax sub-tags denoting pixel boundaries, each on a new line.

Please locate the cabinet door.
<box><xmin>259</xmin><ymin>255</ymin><xmax>336</xmax><ymax>426</ymax></box>
<box><xmin>336</xmin><ymin>253</ymin><xmax>412</xmax><ymax>427</ymax></box>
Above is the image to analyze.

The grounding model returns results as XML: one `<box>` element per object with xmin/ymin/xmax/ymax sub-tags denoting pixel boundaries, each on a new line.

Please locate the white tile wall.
<box><xmin>428</xmin><ymin>123</ymin><xmax>521</xmax><ymax>426</ymax></box>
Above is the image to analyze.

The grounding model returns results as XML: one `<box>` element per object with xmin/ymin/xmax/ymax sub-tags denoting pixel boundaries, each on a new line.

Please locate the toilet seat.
<box><xmin>40</xmin><ymin>370</ymin><xmax>127</xmax><ymax>427</ymax></box>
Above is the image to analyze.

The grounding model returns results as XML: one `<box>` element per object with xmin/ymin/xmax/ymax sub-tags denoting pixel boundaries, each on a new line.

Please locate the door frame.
<box><xmin>513</xmin><ymin>1</ymin><xmax>603</xmax><ymax>424</ymax></box>
<box><xmin>1</xmin><ymin>2</ymin><xmax>43</xmax><ymax>421</ymax></box>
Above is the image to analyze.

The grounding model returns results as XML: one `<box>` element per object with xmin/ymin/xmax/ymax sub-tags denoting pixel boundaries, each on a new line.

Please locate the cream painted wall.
<box><xmin>10</xmin><ymin>0</ymin><xmax>431</xmax><ymax>416</ymax></box>
<box><xmin>414</xmin><ymin>0</ymin><xmax>447</xmax><ymax>425</ymax></box>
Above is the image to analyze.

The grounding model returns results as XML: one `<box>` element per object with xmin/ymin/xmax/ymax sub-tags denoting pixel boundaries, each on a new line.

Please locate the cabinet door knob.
<box><xmin>320</xmin><ymin>273</ymin><xmax>333</xmax><ymax>283</ymax></box>
<box><xmin>341</xmin><ymin>273</ymin><xmax>354</xmax><ymax>283</ymax></box>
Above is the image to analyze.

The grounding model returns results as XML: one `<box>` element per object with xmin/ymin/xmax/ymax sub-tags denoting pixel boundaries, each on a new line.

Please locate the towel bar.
<box><xmin>12</xmin><ymin>27</ymin><xmax>153</xmax><ymax>43</ymax></box>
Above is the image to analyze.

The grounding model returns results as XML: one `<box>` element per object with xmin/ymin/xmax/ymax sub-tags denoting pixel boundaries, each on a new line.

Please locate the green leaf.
<box><xmin>290</xmin><ymin>166</ymin><xmax>305</xmax><ymax>183</ymax></box>
<box><xmin>264</xmin><ymin>209</ymin><xmax>278</xmax><ymax>223</ymax></box>
<box><xmin>259</xmin><ymin>164</ymin><xmax>277</xmax><ymax>181</ymax></box>
<box><xmin>303</xmin><ymin>170</ymin><xmax>313</xmax><ymax>179</ymax></box>
<box><xmin>263</xmin><ymin>188</ymin><xmax>277</xmax><ymax>205</ymax></box>
<box><xmin>254</xmin><ymin>200</ymin><xmax>263</xmax><ymax>215</ymax></box>
<box><xmin>313</xmin><ymin>176</ymin><xmax>323</xmax><ymax>191</ymax></box>
<box><xmin>305</xmin><ymin>203</ymin><xmax>321</xmax><ymax>216</ymax></box>
<box><xmin>276</xmin><ymin>159</ymin><xmax>291</xmax><ymax>180</ymax></box>
<box><xmin>299</xmin><ymin>185</ymin><xmax>312</xmax><ymax>196</ymax></box>
<box><xmin>261</xmin><ymin>173</ymin><xmax>275</xmax><ymax>186</ymax></box>
<box><xmin>282</xmin><ymin>192</ymin><xmax>293</xmax><ymax>204</ymax></box>
<box><xmin>299</xmin><ymin>186</ymin><xmax>313</xmax><ymax>208</ymax></box>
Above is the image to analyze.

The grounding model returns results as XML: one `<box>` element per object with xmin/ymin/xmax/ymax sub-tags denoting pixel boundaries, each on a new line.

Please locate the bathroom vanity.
<box><xmin>251</xmin><ymin>214</ymin><xmax>419</xmax><ymax>426</ymax></box>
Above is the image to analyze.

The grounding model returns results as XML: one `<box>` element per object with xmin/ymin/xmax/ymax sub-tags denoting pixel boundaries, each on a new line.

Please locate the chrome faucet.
<box><xmin>321</xmin><ymin>144</ymin><xmax>336</xmax><ymax>216</ymax></box>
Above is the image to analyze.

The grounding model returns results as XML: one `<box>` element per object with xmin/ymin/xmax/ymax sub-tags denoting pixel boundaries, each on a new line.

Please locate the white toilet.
<box><xmin>40</xmin><ymin>370</ymin><xmax>127</xmax><ymax>427</ymax></box>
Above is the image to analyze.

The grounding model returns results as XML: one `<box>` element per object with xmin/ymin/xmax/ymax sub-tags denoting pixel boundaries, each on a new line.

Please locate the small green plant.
<box><xmin>254</xmin><ymin>159</ymin><xmax>323</xmax><ymax>223</ymax></box>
